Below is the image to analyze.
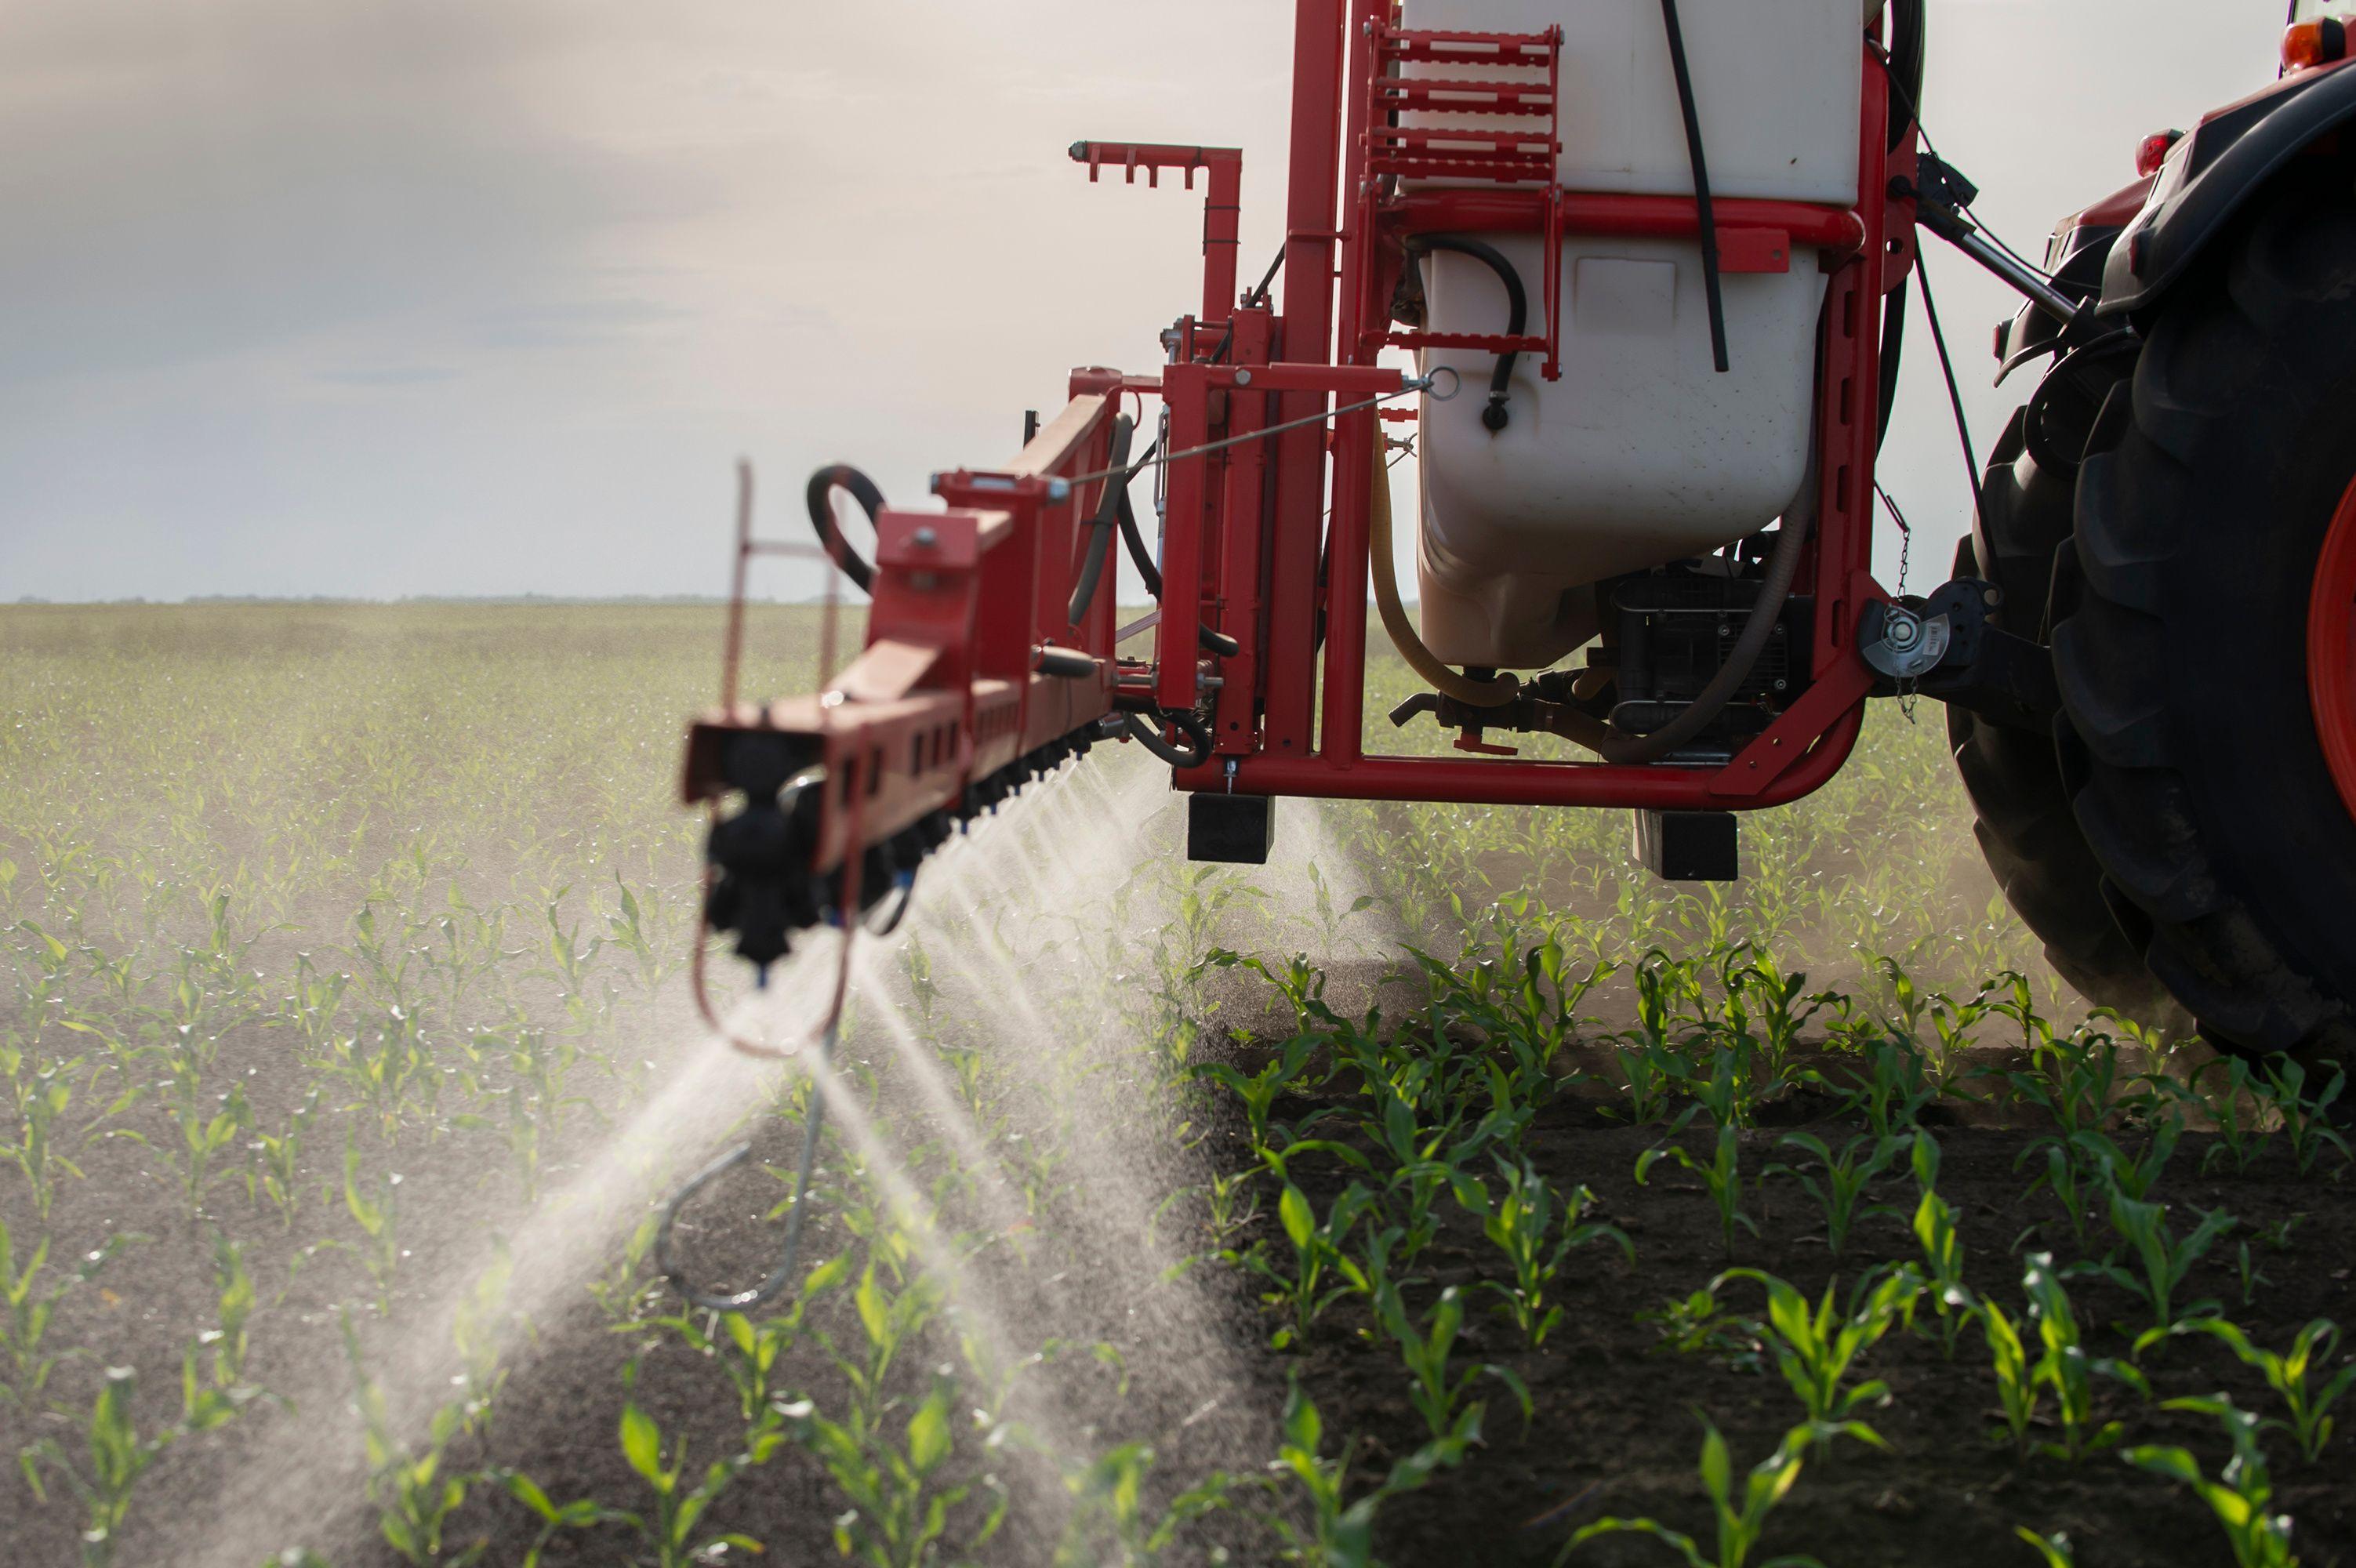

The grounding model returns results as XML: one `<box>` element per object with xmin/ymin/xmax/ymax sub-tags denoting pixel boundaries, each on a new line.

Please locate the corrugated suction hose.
<box><xmin>1367</xmin><ymin>443</ymin><xmax>1519</xmax><ymax>710</ymax></box>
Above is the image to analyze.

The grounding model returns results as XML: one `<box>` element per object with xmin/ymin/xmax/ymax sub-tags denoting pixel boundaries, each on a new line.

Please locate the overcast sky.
<box><xmin>0</xmin><ymin>1</ymin><xmax>2283</xmax><ymax>602</ymax></box>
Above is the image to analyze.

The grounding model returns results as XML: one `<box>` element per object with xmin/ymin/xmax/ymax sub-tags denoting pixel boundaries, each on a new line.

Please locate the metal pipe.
<box><xmin>1916</xmin><ymin>205</ymin><xmax>2086</xmax><ymax>325</ymax></box>
<box><xmin>1214</xmin><ymin>710</ymin><xmax>1864</xmax><ymax>808</ymax></box>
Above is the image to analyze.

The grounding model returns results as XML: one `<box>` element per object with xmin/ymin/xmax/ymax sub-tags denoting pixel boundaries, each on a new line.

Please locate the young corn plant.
<box><xmin>1907</xmin><ymin>1133</ymin><xmax>1975</xmax><ymax>1357</ymax></box>
<box><xmin>1303</xmin><ymin>859</ymin><xmax>1378</xmax><ymax>956</ymax></box>
<box><xmin>1765</xmin><ymin>1131</ymin><xmax>1909</xmax><ymax>1259</ymax></box>
<box><xmin>1612</xmin><ymin>951</ymin><xmax>1706</xmax><ymax>1123</ymax></box>
<box><xmin>246</xmin><ymin>1085</ymin><xmax>321</xmax><ymax>1226</ymax></box>
<box><xmin>2194</xmin><ymin>1055</ymin><xmax>2277</xmax><ymax>1174</ymax></box>
<box><xmin>343</xmin><ymin>1133</ymin><xmax>403</xmax><ymax>1312</ymax></box>
<box><xmin>204</xmin><ymin>1232</ymin><xmax>255</xmax><ymax>1388</ymax></box>
<box><xmin>162</xmin><ymin>1076</ymin><xmax>252</xmax><ymax>1210</ymax></box>
<box><xmin>1247</xmin><ymin>1179</ymin><xmax>1376</xmax><ymax>1349</ymax></box>
<box><xmin>450</xmin><ymin>1243</ymin><xmax>514</xmax><ymax>1436</ymax></box>
<box><xmin>2</xmin><ymin>1221</ymin><xmax>128</xmax><ymax>1410</ymax></box>
<box><xmin>1638</xmin><ymin>1123</ymin><xmax>1756</xmax><ymax>1260</ymax></box>
<box><xmin>1261</xmin><ymin>1378</ymin><xmax>1469</xmax><ymax>1568</ymax></box>
<box><xmin>343</xmin><ymin>1309</ymin><xmax>484</xmax><ymax>1566</ymax></box>
<box><xmin>1359</xmin><ymin>1079</ymin><xmax>1509</xmax><ymax>1265</ymax></box>
<box><xmin>0</xmin><ymin>1040</ymin><xmax>83</xmax><ymax>1221</ymax></box>
<box><xmin>2168</xmin><ymin>1317</ymin><xmax>2354</xmax><ymax>1463</ymax></box>
<box><xmin>2015</xmin><ymin>1527</ymin><xmax>2078</xmax><ymax>1567</ymax></box>
<box><xmin>2125</xmin><ymin>1396</ymin><xmax>2296</xmax><ymax>1568</ymax></box>
<box><xmin>1983</xmin><ymin>1299</ymin><xmax>2041</xmax><ymax>1453</ymax></box>
<box><xmin>604</xmin><ymin>1399</ymin><xmax>780</xmax><ymax>1568</ymax></box>
<box><xmin>2068</xmin><ymin>1116</ymin><xmax>2184</xmax><ymax>1203</ymax></box>
<box><xmin>2084</xmin><ymin>1188</ymin><xmax>2237</xmax><ymax>1344</ymax></box>
<box><xmin>2258</xmin><ymin>1057</ymin><xmax>2351</xmax><ymax>1173</ymax></box>
<box><xmin>1604</xmin><ymin>1029</ymin><xmax>1687</xmax><ymax>1127</ymax></box>
<box><xmin>1561</xmin><ymin>1417</ymin><xmax>1882</xmax><ymax>1568</ymax></box>
<box><xmin>1730</xmin><ymin>949</ymin><xmax>1833</xmax><ymax>1098</ymax></box>
<box><xmin>1712</xmin><ymin>1268</ymin><xmax>1920</xmax><ymax>1436</ymax></box>
<box><xmin>1640</xmin><ymin>1287</ymin><xmax>1767</xmax><ymax>1374</ymax></box>
<box><xmin>1192</xmin><ymin>1032</ymin><xmax>1324</xmax><ymax>1154</ymax></box>
<box><xmin>790</xmin><ymin>1256</ymin><xmax>1013</xmax><ymax>1566</ymax></box>
<box><xmin>1495</xmin><ymin>936</ymin><xmax>1616</xmax><ymax>1099</ymax></box>
<box><xmin>627</xmin><ymin>1254</ymin><xmax>849</xmax><ymax>1421</ymax></box>
<box><xmin>1373</xmin><ymin>1281</ymin><xmax>1533</xmax><ymax>1442</ymax></box>
<box><xmin>1458</xmin><ymin>1158</ymin><xmax>1632</xmax><ymax>1345</ymax></box>
<box><xmin>778</xmin><ymin>1375</ymin><xmax>1008</xmax><ymax>1568</ymax></box>
<box><xmin>1055</xmin><ymin>1442</ymin><xmax>1236</xmax><ymax>1567</ymax></box>
<box><xmin>2022</xmin><ymin>1253</ymin><xmax>2151</xmax><ymax>1460</ymax></box>
<box><xmin>1840</xmin><ymin>1039</ymin><xmax>1938</xmax><ymax>1141</ymax></box>
<box><xmin>1919</xmin><ymin>982</ymin><xmax>1992</xmax><ymax>1096</ymax></box>
<box><xmin>22</xmin><ymin>1352</ymin><xmax>252</xmax><ymax>1568</ymax></box>
<box><xmin>2236</xmin><ymin>1240</ymin><xmax>2273</xmax><ymax>1308</ymax></box>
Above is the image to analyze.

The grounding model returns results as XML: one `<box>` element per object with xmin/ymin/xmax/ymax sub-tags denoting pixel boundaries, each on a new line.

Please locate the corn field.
<box><xmin>2</xmin><ymin>601</ymin><xmax>2350</xmax><ymax>1567</ymax></box>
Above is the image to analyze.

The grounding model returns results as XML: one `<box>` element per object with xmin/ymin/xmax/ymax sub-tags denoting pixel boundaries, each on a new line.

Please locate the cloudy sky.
<box><xmin>0</xmin><ymin>1</ymin><xmax>2284</xmax><ymax>601</ymax></box>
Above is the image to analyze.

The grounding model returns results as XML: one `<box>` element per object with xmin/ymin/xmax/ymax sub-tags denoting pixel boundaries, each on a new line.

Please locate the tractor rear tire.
<box><xmin>2052</xmin><ymin>173</ymin><xmax>2356</xmax><ymax>1065</ymax></box>
<box><xmin>1946</xmin><ymin>414</ymin><xmax>2178</xmax><ymax>1022</ymax></box>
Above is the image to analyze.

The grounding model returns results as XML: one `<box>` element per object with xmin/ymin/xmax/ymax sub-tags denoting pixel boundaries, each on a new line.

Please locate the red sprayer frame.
<box><xmin>684</xmin><ymin>1</ymin><xmax>1919</xmax><ymax>891</ymax></box>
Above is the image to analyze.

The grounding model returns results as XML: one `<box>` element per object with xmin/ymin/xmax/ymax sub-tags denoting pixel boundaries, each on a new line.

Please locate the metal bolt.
<box><xmin>1884</xmin><ymin>613</ymin><xmax>1921</xmax><ymax>651</ymax></box>
<box><xmin>1233</xmin><ymin>369</ymin><xmax>1252</xmax><ymax>387</ymax></box>
<box><xmin>912</xmin><ymin>525</ymin><xmax>938</xmax><ymax>550</ymax></box>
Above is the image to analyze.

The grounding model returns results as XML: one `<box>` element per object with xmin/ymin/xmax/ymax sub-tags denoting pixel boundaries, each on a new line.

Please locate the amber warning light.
<box><xmin>2282</xmin><ymin>17</ymin><xmax>2348</xmax><ymax>72</ymax></box>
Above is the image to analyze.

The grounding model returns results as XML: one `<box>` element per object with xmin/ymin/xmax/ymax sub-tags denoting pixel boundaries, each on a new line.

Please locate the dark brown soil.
<box><xmin>11</xmin><ymin>1021</ymin><xmax>2354</xmax><ymax>1568</ymax></box>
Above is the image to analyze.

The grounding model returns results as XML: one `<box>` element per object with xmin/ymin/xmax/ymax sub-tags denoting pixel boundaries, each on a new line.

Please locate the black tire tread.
<box><xmin>1945</xmin><ymin>416</ymin><xmax>2176</xmax><ymax>1021</ymax></box>
<box><xmin>2055</xmin><ymin>184</ymin><xmax>2356</xmax><ymax>1063</ymax></box>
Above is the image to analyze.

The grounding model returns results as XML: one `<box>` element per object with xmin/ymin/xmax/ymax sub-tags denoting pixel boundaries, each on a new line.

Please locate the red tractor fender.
<box><xmin>2098</xmin><ymin>55</ymin><xmax>2356</xmax><ymax>318</ymax></box>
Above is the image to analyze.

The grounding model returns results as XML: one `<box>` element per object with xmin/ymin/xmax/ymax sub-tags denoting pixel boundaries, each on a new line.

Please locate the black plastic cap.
<box><xmin>1187</xmin><ymin>793</ymin><xmax>1275</xmax><ymax>865</ymax></box>
<box><xmin>1632</xmin><ymin>809</ymin><xmax>1739</xmax><ymax>883</ymax></box>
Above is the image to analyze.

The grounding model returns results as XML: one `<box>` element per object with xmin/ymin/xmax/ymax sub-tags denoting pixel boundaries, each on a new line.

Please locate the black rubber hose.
<box><xmin>1067</xmin><ymin>415</ymin><xmax>1135</xmax><ymax>624</ymax></box>
<box><xmin>1915</xmin><ymin>249</ymin><xmax>1981</xmax><ymax>501</ymax></box>
<box><xmin>1124</xmin><ymin>710</ymin><xmax>1211</xmax><ymax>768</ymax></box>
<box><xmin>1878</xmin><ymin>279</ymin><xmax>1908</xmax><ymax>452</ymax></box>
<box><xmin>804</xmin><ymin>465</ymin><xmax>883</xmax><ymax>593</ymax></box>
<box><xmin>1887</xmin><ymin>0</ymin><xmax>1926</xmax><ymax>151</ymax></box>
<box><xmin>1116</xmin><ymin>481</ymin><xmax>1162</xmax><ymax>597</ymax></box>
<box><xmin>1244</xmin><ymin>241</ymin><xmax>1287</xmax><ymax>308</ymax></box>
<box><xmin>1405</xmin><ymin>235</ymin><xmax>1525</xmax><ymax>432</ymax></box>
<box><xmin>1658</xmin><ymin>0</ymin><xmax>1729</xmax><ymax>374</ymax></box>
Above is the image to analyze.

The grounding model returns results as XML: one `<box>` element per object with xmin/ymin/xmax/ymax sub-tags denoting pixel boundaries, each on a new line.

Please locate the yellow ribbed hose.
<box><xmin>1367</xmin><ymin>445</ymin><xmax>1519</xmax><ymax>709</ymax></box>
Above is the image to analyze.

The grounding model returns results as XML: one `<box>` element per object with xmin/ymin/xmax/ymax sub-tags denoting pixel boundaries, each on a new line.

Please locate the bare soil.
<box><xmin>12</xmin><ymin>1023</ymin><xmax>2353</xmax><ymax>1568</ymax></box>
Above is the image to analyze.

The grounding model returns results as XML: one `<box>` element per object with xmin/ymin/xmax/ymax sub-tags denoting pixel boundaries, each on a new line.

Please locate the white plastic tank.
<box><xmin>1401</xmin><ymin>0</ymin><xmax>1862</xmax><ymax>670</ymax></box>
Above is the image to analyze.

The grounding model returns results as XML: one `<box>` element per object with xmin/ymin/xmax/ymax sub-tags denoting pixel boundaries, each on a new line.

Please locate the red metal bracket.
<box><xmin>1071</xmin><ymin>141</ymin><xmax>1243</xmax><ymax>325</ymax></box>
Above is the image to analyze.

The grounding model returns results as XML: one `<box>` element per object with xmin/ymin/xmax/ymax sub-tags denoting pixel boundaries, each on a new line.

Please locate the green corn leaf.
<box><xmin>907</xmin><ymin>1388</ymin><xmax>951</xmax><ymax>1474</ymax></box>
<box><xmin>1278</xmin><ymin>1184</ymin><xmax>1314</xmax><ymax>1250</ymax></box>
<box><xmin>619</xmin><ymin>1403</ymin><xmax>663</xmax><ymax>1488</ymax></box>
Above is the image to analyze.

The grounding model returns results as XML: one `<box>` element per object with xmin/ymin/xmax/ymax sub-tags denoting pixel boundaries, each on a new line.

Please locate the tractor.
<box><xmin>679</xmin><ymin>0</ymin><xmax>2356</xmax><ymax>1087</ymax></box>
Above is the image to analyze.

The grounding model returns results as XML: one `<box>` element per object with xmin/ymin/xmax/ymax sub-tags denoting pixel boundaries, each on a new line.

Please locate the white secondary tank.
<box><xmin>1403</xmin><ymin>0</ymin><xmax>1862</xmax><ymax>670</ymax></box>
